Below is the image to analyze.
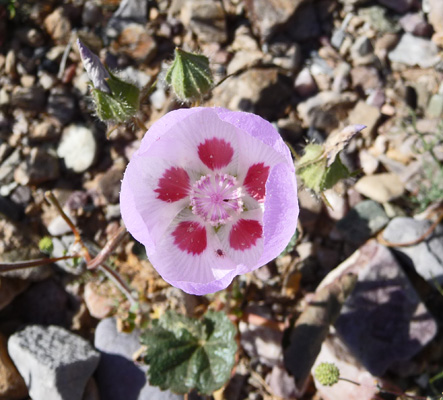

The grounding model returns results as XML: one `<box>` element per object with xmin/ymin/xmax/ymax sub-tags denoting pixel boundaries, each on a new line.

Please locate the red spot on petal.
<box><xmin>172</xmin><ymin>221</ymin><xmax>207</xmax><ymax>255</ymax></box>
<box><xmin>243</xmin><ymin>163</ymin><xmax>270</xmax><ymax>201</ymax></box>
<box><xmin>155</xmin><ymin>167</ymin><xmax>190</xmax><ymax>203</ymax></box>
<box><xmin>198</xmin><ymin>138</ymin><xmax>234</xmax><ymax>170</ymax></box>
<box><xmin>229</xmin><ymin>219</ymin><xmax>263</xmax><ymax>251</ymax></box>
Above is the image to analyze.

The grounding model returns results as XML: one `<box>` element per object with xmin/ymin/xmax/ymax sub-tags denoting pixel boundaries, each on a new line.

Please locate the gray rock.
<box><xmin>297</xmin><ymin>91</ymin><xmax>358</xmax><ymax>131</ymax></box>
<box><xmin>265</xmin><ymin>365</ymin><xmax>299</xmax><ymax>399</ymax></box>
<box><xmin>6</xmin><ymin>279</ymin><xmax>71</xmax><ymax>326</ymax></box>
<box><xmin>426</xmin><ymin>94</ymin><xmax>443</xmax><ymax>118</ymax></box>
<box><xmin>287</xmin><ymin>2</ymin><xmax>321</xmax><ymax>42</ymax></box>
<box><xmin>332</xmin><ymin>240</ymin><xmax>437</xmax><ymax>375</ymax></box>
<box><xmin>388</xmin><ymin>33</ymin><xmax>440</xmax><ymax>68</ymax></box>
<box><xmin>377</xmin><ymin>0</ymin><xmax>413</xmax><ymax>14</ymax></box>
<box><xmin>0</xmin><ymin>148</ymin><xmax>20</xmax><ymax>185</ymax></box>
<box><xmin>211</xmin><ymin>68</ymin><xmax>291</xmax><ymax>121</ymax></box>
<box><xmin>115</xmin><ymin>24</ymin><xmax>157</xmax><ymax>63</ymax></box>
<box><xmin>244</xmin><ymin>0</ymin><xmax>305</xmax><ymax>40</ymax></box>
<box><xmin>312</xmin><ymin>335</ymin><xmax>381</xmax><ymax>400</ymax></box>
<box><xmin>47</xmin><ymin>87</ymin><xmax>77</xmax><ymax>125</ymax></box>
<box><xmin>52</xmin><ymin>236</ymin><xmax>86</xmax><ymax>275</ymax></box>
<box><xmin>350</xmin><ymin>35</ymin><xmax>374</xmax><ymax>60</ymax></box>
<box><xmin>428</xmin><ymin>0</ymin><xmax>443</xmax><ymax>33</ymax></box>
<box><xmin>82</xmin><ymin>378</ymin><xmax>100</xmax><ymax>400</ymax></box>
<box><xmin>181</xmin><ymin>0</ymin><xmax>227</xmax><ymax>43</ymax></box>
<box><xmin>98</xmin><ymin>168</ymin><xmax>124</xmax><ymax>204</ymax></box>
<box><xmin>14</xmin><ymin>147</ymin><xmax>60</xmax><ymax>186</ymax></box>
<box><xmin>268</xmin><ymin>42</ymin><xmax>301</xmax><ymax>71</ymax></box>
<box><xmin>58</xmin><ymin>125</ymin><xmax>97</xmax><ymax>173</ymax></box>
<box><xmin>106</xmin><ymin>0</ymin><xmax>148</xmax><ymax>37</ymax></box>
<box><xmin>82</xmin><ymin>1</ymin><xmax>103</xmax><ymax>27</ymax></box>
<box><xmin>336</xmin><ymin>200</ymin><xmax>389</xmax><ymax>245</ymax></box>
<box><xmin>11</xmin><ymin>86</ymin><xmax>46</xmax><ymax>112</ymax></box>
<box><xmin>10</xmin><ymin>185</ymin><xmax>32</xmax><ymax>206</ymax></box>
<box><xmin>94</xmin><ymin>318</ymin><xmax>183</xmax><ymax>400</ymax></box>
<box><xmin>8</xmin><ymin>325</ymin><xmax>100</xmax><ymax>400</ymax></box>
<box><xmin>348</xmin><ymin>100</ymin><xmax>381</xmax><ymax>137</ymax></box>
<box><xmin>350</xmin><ymin>66</ymin><xmax>382</xmax><ymax>93</ymax></box>
<box><xmin>0</xmin><ymin>195</ymin><xmax>23</xmax><ymax>221</ymax></box>
<box><xmin>227</xmin><ymin>50</ymin><xmax>262</xmax><ymax>75</ymax></box>
<box><xmin>399</xmin><ymin>13</ymin><xmax>432</xmax><ymax>37</ymax></box>
<box><xmin>239</xmin><ymin>318</ymin><xmax>283</xmax><ymax>367</ymax></box>
<box><xmin>0</xmin><ymin>246</ymin><xmax>53</xmax><ymax>281</ymax></box>
<box><xmin>47</xmin><ymin>212</ymin><xmax>77</xmax><ymax>236</ymax></box>
<box><xmin>382</xmin><ymin>217</ymin><xmax>443</xmax><ymax>284</ymax></box>
<box><xmin>294</xmin><ymin>67</ymin><xmax>317</xmax><ymax>98</ymax></box>
<box><xmin>0</xmin><ymin>277</ymin><xmax>29</xmax><ymax>311</ymax></box>
<box><xmin>16</xmin><ymin>27</ymin><xmax>45</xmax><ymax>47</ymax></box>
<box><xmin>359</xmin><ymin>6</ymin><xmax>400</xmax><ymax>34</ymax></box>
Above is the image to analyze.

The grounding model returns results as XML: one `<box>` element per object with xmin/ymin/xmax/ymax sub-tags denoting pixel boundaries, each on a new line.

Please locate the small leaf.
<box><xmin>297</xmin><ymin>143</ymin><xmax>353</xmax><ymax>193</ymax></box>
<box><xmin>141</xmin><ymin>310</ymin><xmax>237</xmax><ymax>395</ymax></box>
<box><xmin>91</xmin><ymin>72</ymin><xmax>140</xmax><ymax>123</ymax></box>
<box><xmin>320</xmin><ymin>154</ymin><xmax>351</xmax><ymax>191</ymax></box>
<box><xmin>297</xmin><ymin>144</ymin><xmax>327</xmax><ymax>193</ymax></box>
<box><xmin>165</xmin><ymin>48</ymin><xmax>213</xmax><ymax>102</ymax></box>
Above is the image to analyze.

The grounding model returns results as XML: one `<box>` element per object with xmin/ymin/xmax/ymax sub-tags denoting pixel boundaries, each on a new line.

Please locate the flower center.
<box><xmin>190</xmin><ymin>174</ymin><xmax>243</xmax><ymax>226</ymax></box>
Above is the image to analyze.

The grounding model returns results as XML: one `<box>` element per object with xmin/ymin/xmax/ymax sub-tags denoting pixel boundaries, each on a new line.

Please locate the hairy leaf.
<box><xmin>141</xmin><ymin>310</ymin><xmax>237</xmax><ymax>395</ymax></box>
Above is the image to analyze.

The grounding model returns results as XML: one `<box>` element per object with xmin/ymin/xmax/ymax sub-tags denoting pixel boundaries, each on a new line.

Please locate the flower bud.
<box><xmin>77</xmin><ymin>39</ymin><xmax>111</xmax><ymax>94</ymax></box>
<box><xmin>39</xmin><ymin>236</ymin><xmax>54</xmax><ymax>255</ymax></box>
<box><xmin>314</xmin><ymin>362</ymin><xmax>340</xmax><ymax>386</ymax></box>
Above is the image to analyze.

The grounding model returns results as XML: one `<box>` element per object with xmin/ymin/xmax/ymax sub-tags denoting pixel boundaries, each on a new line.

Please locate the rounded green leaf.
<box><xmin>141</xmin><ymin>310</ymin><xmax>237</xmax><ymax>395</ymax></box>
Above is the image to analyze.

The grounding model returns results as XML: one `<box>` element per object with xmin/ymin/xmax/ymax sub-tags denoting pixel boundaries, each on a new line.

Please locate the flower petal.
<box><xmin>229</xmin><ymin>219</ymin><xmax>263</xmax><ymax>251</ymax></box>
<box><xmin>172</xmin><ymin>221</ymin><xmax>207</xmax><ymax>255</ymax></box>
<box><xmin>243</xmin><ymin>162</ymin><xmax>270</xmax><ymax>202</ymax></box>
<box><xmin>258</xmin><ymin>162</ymin><xmax>299</xmax><ymax>266</ymax></box>
<box><xmin>120</xmin><ymin>155</ymin><xmax>189</xmax><ymax>252</ymax></box>
<box><xmin>197</xmin><ymin>137</ymin><xmax>234</xmax><ymax>170</ymax></box>
<box><xmin>137</xmin><ymin>108</ymin><xmax>240</xmax><ymax>176</ymax></box>
<box><xmin>147</xmin><ymin>212</ymin><xmax>239</xmax><ymax>295</ymax></box>
<box><xmin>216</xmin><ymin>209</ymin><xmax>264</xmax><ymax>269</ymax></box>
<box><xmin>214</xmin><ymin>108</ymin><xmax>294</xmax><ymax>167</ymax></box>
<box><xmin>154</xmin><ymin>167</ymin><xmax>190</xmax><ymax>203</ymax></box>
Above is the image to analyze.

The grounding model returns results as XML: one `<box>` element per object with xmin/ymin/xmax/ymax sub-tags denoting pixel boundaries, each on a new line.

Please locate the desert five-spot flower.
<box><xmin>120</xmin><ymin>108</ymin><xmax>299</xmax><ymax>295</ymax></box>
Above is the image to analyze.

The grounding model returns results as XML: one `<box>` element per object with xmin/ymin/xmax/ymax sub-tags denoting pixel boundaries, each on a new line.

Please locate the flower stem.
<box><xmin>0</xmin><ymin>255</ymin><xmax>78</xmax><ymax>273</ymax></box>
<box><xmin>87</xmin><ymin>226</ymin><xmax>127</xmax><ymax>270</ymax></box>
<box><xmin>45</xmin><ymin>191</ymin><xmax>91</xmax><ymax>262</ymax></box>
<box><xmin>98</xmin><ymin>262</ymin><xmax>138</xmax><ymax>308</ymax></box>
<box><xmin>338</xmin><ymin>377</ymin><xmax>360</xmax><ymax>386</ymax></box>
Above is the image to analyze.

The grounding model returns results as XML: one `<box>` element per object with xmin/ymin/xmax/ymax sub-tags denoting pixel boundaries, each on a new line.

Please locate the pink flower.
<box><xmin>120</xmin><ymin>108</ymin><xmax>299</xmax><ymax>295</ymax></box>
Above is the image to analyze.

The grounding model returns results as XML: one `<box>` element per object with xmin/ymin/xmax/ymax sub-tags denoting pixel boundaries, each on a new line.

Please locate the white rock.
<box><xmin>354</xmin><ymin>173</ymin><xmax>404</xmax><ymax>203</ymax></box>
<box><xmin>58</xmin><ymin>125</ymin><xmax>97</xmax><ymax>173</ymax></box>
<box><xmin>388</xmin><ymin>33</ymin><xmax>440</xmax><ymax>68</ymax></box>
